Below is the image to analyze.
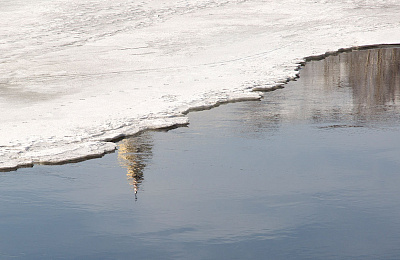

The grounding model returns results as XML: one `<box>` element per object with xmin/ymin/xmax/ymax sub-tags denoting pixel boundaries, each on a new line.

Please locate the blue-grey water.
<box><xmin>1</xmin><ymin>47</ymin><xmax>400</xmax><ymax>259</ymax></box>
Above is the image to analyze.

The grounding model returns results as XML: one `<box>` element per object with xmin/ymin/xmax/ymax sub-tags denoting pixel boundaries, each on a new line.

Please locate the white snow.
<box><xmin>1</xmin><ymin>0</ymin><xmax>400</xmax><ymax>170</ymax></box>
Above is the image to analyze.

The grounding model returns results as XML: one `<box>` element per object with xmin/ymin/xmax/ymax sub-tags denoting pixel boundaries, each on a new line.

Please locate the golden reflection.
<box><xmin>117</xmin><ymin>133</ymin><xmax>153</xmax><ymax>200</ymax></box>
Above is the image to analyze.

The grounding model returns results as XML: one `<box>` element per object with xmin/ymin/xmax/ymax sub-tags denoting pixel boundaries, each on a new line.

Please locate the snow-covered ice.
<box><xmin>1</xmin><ymin>0</ymin><xmax>400</xmax><ymax>170</ymax></box>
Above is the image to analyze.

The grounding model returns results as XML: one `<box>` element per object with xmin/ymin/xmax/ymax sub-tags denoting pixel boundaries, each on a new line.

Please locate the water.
<box><xmin>1</xmin><ymin>47</ymin><xmax>400</xmax><ymax>259</ymax></box>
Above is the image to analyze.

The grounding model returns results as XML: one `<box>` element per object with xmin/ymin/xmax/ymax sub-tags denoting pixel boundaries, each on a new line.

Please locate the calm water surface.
<box><xmin>1</xmin><ymin>47</ymin><xmax>400</xmax><ymax>259</ymax></box>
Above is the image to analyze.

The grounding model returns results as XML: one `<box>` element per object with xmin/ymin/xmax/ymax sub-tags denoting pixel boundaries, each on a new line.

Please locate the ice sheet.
<box><xmin>1</xmin><ymin>0</ymin><xmax>400</xmax><ymax>170</ymax></box>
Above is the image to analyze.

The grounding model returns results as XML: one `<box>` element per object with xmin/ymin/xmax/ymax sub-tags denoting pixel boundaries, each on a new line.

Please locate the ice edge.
<box><xmin>2</xmin><ymin>43</ymin><xmax>399</xmax><ymax>172</ymax></box>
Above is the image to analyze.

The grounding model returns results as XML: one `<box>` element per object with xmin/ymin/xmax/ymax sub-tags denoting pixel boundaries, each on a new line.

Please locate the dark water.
<box><xmin>1</xmin><ymin>47</ymin><xmax>400</xmax><ymax>259</ymax></box>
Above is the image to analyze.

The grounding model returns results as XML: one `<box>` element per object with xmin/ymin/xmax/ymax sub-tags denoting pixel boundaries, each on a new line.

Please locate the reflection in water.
<box><xmin>240</xmin><ymin>47</ymin><xmax>400</xmax><ymax>136</ymax></box>
<box><xmin>117</xmin><ymin>133</ymin><xmax>153</xmax><ymax>200</ymax></box>
<box><xmin>300</xmin><ymin>47</ymin><xmax>400</xmax><ymax>124</ymax></box>
<box><xmin>311</xmin><ymin>48</ymin><xmax>400</xmax><ymax>122</ymax></box>
<box><xmin>2</xmin><ymin>47</ymin><xmax>400</xmax><ymax>259</ymax></box>
<box><xmin>318</xmin><ymin>47</ymin><xmax>400</xmax><ymax>121</ymax></box>
<box><xmin>117</xmin><ymin>47</ymin><xmax>400</xmax><ymax>196</ymax></box>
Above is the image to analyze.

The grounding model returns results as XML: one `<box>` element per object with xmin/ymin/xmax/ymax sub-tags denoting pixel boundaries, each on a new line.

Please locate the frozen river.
<box><xmin>1</xmin><ymin>0</ymin><xmax>400</xmax><ymax>169</ymax></box>
<box><xmin>1</xmin><ymin>46</ymin><xmax>400</xmax><ymax>259</ymax></box>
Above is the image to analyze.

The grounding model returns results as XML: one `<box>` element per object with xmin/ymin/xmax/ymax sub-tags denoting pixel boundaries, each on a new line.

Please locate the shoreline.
<box><xmin>2</xmin><ymin>43</ymin><xmax>399</xmax><ymax>172</ymax></box>
<box><xmin>2</xmin><ymin>0</ymin><xmax>400</xmax><ymax>173</ymax></box>
<box><xmin>2</xmin><ymin>45</ymin><xmax>400</xmax><ymax>259</ymax></box>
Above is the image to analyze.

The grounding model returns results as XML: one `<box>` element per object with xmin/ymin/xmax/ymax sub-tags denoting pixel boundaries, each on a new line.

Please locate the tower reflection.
<box><xmin>116</xmin><ymin>46</ymin><xmax>400</xmax><ymax>198</ymax></box>
<box><xmin>117</xmin><ymin>132</ymin><xmax>153</xmax><ymax>200</ymax></box>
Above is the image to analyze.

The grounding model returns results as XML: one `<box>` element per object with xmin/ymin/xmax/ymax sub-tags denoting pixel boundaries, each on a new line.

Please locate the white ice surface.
<box><xmin>1</xmin><ymin>0</ymin><xmax>400</xmax><ymax>170</ymax></box>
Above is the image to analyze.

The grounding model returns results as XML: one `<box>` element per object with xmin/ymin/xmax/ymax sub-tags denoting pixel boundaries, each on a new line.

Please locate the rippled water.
<box><xmin>1</xmin><ymin>47</ymin><xmax>400</xmax><ymax>259</ymax></box>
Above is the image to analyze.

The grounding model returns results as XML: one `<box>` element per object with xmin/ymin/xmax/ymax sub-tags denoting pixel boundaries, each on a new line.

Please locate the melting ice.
<box><xmin>1</xmin><ymin>0</ymin><xmax>400</xmax><ymax>170</ymax></box>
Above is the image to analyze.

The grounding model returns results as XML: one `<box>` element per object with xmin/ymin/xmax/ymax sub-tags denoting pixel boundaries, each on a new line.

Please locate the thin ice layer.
<box><xmin>1</xmin><ymin>0</ymin><xmax>400</xmax><ymax>170</ymax></box>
